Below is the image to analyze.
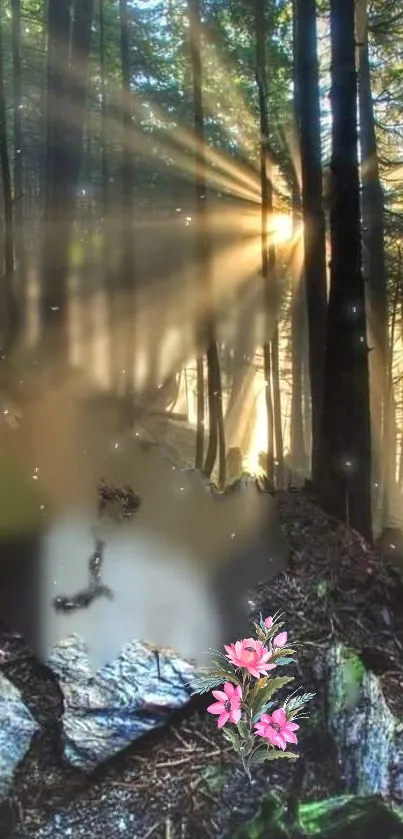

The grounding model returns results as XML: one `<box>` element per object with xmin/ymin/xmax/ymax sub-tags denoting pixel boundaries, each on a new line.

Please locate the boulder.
<box><xmin>47</xmin><ymin>634</ymin><xmax>195</xmax><ymax>770</ymax></box>
<box><xmin>0</xmin><ymin>672</ymin><xmax>38</xmax><ymax>795</ymax></box>
<box><xmin>318</xmin><ymin>643</ymin><xmax>403</xmax><ymax>802</ymax></box>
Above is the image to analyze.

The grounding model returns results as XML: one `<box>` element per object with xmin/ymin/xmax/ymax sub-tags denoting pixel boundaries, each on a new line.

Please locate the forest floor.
<box><xmin>1</xmin><ymin>488</ymin><xmax>403</xmax><ymax>839</ymax></box>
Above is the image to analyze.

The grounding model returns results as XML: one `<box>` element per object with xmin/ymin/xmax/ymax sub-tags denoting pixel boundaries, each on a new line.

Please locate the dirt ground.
<box><xmin>1</xmin><ymin>488</ymin><xmax>403</xmax><ymax>839</ymax></box>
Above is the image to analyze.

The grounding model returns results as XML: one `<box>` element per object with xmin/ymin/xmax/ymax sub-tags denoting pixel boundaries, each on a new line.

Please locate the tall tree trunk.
<box><xmin>290</xmin><ymin>7</ymin><xmax>308</xmax><ymax>474</ymax></box>
<box><xmin>256</xmin><ymin>0</ymin><xmax>275</xmax><ymax>489</ymax></box>
<box><xmin>0</xmin><ymin>5</ymin><xmax>17</xmax><ymax>352</ymax></box>
<box><xmin>119</xmin><ymin>0</ymin><xmax>135</xmax><ymax>292</ymax></box>
<box><xmin>11</xmin><ymin>0</ymin><xmax>25</xmax><ymax>297</ymax></box>
<box><xmin>188</xmin><ymin>0</ymin><xmax>226</xmax><ymax>487</ymax></box>
<box><xmin>271</xmin><ymin>324</ymin><xmax>284</xmax><ymax>485</ymax></box>
<box><xmin>99</xmin><ymin>0</ymin><xmax>108</xmax><ymax>239</ymax></box>
<box><xmin>294</xmin><ymin>0</ymin><xmax>327</xmax><ymax>482</ymax></box>
<box><xmin>318</xmin><ymin>0</ymin><xmax>372</xmax><ymax>540</ymax></box>
<box><xmin>290</xmin><ymin>225</ymin><xmax>307</xmax><ymax>471</ymax></box>
<box><xmin>356</xmin><ymin>0</ymin><xmax>391</xmax><ymax>523</ymax></box>
<box><xmin>41</xmin><ymin>0</ymin><xmax>94</xmax><ymax>346</ymax></box>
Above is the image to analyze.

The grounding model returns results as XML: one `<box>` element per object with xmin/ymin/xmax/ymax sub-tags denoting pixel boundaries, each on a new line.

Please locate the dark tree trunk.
<box><xmin>356</xmin><ymin>0</ymin><xmax>391</xmax><ymax>523</ymax></box>
<box><xmin>294</xmin><ymin>0</ymin><xmax>327</xmax><ymax>482</ymax></box>
<box><xmin>318</xmin><ymin>0</ymin><xmax>372</xmax><ymax>540</ymax></box>
<box><xmin>0</xmin><ymin>5</ymin><xmax>17</xmax><ymax>351</ymax></box>
<box><xmin>256</xmin><ymin>0</ymin><xmax>275</xmax><ymax>489</ymax></box>
<box><xmin>99</xmin><ymin>0</ymin><xmax>108</xmax><ymax>233</ymax></box>
<box><xmin>41</xmin><ymin>0</ymin><xmax>94</xmax><ymax>345</ymax></box>
<box><xmin>41</xmin><ymin>0</ymin><xmax>72</xmax><ymax>335</ymax></box>
<box><xmin>290</xmin><ymin>214</ymin><xmax>307</xmax><ymax>471</ymax></box>
<box><xmin>271</xmin><ymin>324</ymin><xmax>284</xmax><ymax>485</ymax></box>
<box><xmin>11</xmin><ymin>0</ymin><xmax>25</xmax><ymax>296</ymax></box>
<box><xmin>119</xmin><ymin>0</ymin><xmax>136</xmax><ymax>291</ymax></box>
<box><xmin>188</xmin><ymin>0</ymin><xmax>226</xmax><ymax>487</ymax></box>
<box><xmin>290</xmin><ymin>7</ymin><xmax>308</xmax><ymax>475</ymax></box>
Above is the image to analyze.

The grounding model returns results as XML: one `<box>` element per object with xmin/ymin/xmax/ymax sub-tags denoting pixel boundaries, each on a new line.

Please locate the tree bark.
<box><xmin>119</xmin><ymin>0</ymin><xmax>136</xmax><ymax>291</ymax></box>
<box><xmin>0</xmin><ymin>5</ymin><xmax>17</xmax><ymax>352</ymax></box>
<box><xmin>11</xmin><ymin>0</ymin><xmax>25</xmax><ymax>296</ymax></box>
<box><xmin>356</xmin><ymin>0</ymin><xmax>391</xmax><ymax>524</ymax></box>
<box><xmin>41</xmin><ymin>0</ymin><xmax>94</xmax><ymax>347</ymax></box>
<box><xmin>294</xmin><ymin>0</ymin><xmax>327</xmax><ymax>482</ymax></box>
<box><xmin>188</xmin><ymin>0</ymin><xmax>226</xmax><ymax>487</ymax></box>
<box><xmin>318</xmin><ymin>0</ymin><xmax>372</xmax><ymax>540</ymax></box>
<box><xmin>256</xmin><ymin>0</ymin><xmax>276</xmax><ymax>489</ymax></box>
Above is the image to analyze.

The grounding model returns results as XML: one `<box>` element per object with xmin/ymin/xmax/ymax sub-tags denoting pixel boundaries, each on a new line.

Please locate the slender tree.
<box><xmin>293</xmin><ymin>0</ymin><xmax>327</xmax><ymax>481</ymax></box>
<box><xmin>356</xmin><ymin>0</ymin><xmax>392</xmax><ymax>523</ymax></box>
<box><xmin>11</xmin><ymin>0</ymin><xmax>25</xmax><ymax>292</ymax></box>
<box><xmin>255</xmin><ymin>0</ymin><xmax>276</xmax><ymax>488</ymax></box>
<box><xmin>41</xmin><ymin>0</ymin><xmax>94</xmax><ymax>343</ymax></box>
<box><xmin>119</xmin><ymin>0</ymin><xmax>136</xmax><ymax>290</ymax></box>
<box><xmin>0</xmin><ymin>4</ymin><xmax>17</xmax><ymax>351</ymax></box>
<box><xmin>188</xmin><ymin>0</ymin><xmax>226</xmax><ymax>487</ymax></box>
<box><xmin>318</xmin><ymin>0</ymin><xmax>372</xmax><ymax>539</ymax></box>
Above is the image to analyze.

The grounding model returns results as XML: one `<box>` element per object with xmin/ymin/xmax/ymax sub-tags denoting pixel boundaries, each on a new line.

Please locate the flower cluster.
<box><xmin>190</xmin><ymin>612</ymin><xmax>314</xmax><ymax>780</ymax></box>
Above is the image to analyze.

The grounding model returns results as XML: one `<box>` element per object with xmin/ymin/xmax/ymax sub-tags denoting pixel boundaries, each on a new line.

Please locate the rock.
<box><xmin>324</xmin><ymin>643</ymin><xmax>403</xmax><ymax>802</ymax></box>
<box><xmin>0</xmin><ymin>672</ymin><xmax>38</xmax><ymax>795</ymax></box>
<box><xmin>47</xmin><ymin>634</ymin><xmax>195</xmax><ymax>770</ymax></box>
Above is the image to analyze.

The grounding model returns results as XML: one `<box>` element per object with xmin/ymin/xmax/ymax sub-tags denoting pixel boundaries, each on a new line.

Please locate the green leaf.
<box><xmin>237</xmin><ymin>720</ymin><xmax>249</xmax><ymax>739</ymax></box>
<box><xmin>221</xmin><ymin>727</ymin><xmax>241</xmax><ymax>749</ymax></box>
<box><xmin>285</xmin><ymin>692</ymin><xmax>316</xmax><ymax>712</ymax></box>
<box><xmin>252</xmin><ymin>676</ymin><xmax>294</xmax><ymax>716</ymax></box>
<box><xmin>189</xmin><ymin>657</ymin><xmax>242</xmax><ymax>694</ymax></box>
<box><xmin>273</xmin><ymin>657</ymin><xmax>296</xmax><ymax>666</ymax></box>
<box><xmin>270</xmin><ymin>648</ymin><xmax>296</xmax><ymax>660</ymax></box>
<box><xmin>250</xmin><ymin>749</ymin><xmax>299</xmax><ymax>766</ymax></box>
<box><xmin>252</xmin><ymin>700</ymin><xmax>275</xmax><ymax>724</ymax></box>
<box><xmin>189</xmin><ymin>669</ymin><xmax>241</xmax><ymax>695</ymax></box>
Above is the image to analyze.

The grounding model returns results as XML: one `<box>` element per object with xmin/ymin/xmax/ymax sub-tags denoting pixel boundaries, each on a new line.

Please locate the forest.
<box><xmin>0</xmin><ymin>1</ymin><xmax>403</xmax><ymax>838</ymax></box>
<box><xmin>0</xmin><ymin>0</ymin><xmax>400</xmax><ymax>544</ymax></box>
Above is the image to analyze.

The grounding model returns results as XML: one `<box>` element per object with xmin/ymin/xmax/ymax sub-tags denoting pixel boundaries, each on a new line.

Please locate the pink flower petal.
<box><xmin>234</xmin><ymin>685</ymin><xmax>242</xmax><ymax>698</ymax></box>
<box><xmin>274</xmin><ymin>632</ymin><xmax>288</xmax><ymax>648</ymax></box>
<box><xmin>207</xmin><ymin>702</ymin><xmax>225</xmax><ymax>715</ymax></box>
<box><xmin>283</xmin><ymin>730</ymin><xmax>298</xmax><ymax>745</ymax></box>
<box><xmin>264</xmin><ymin>616</ymin><xmax>273</xmax><ymax>628</ymax></box>
<box><xmin>224</xmin><ymin>682</ymin><xmax>235</xmax><ymax>698</ymax></box>
<box><xmin>276</xmin><ymin>735</ymin><xmax>287</xmax><ymax>750</ymax></box>
<box><xmin>286</xmin><ymin>722</ymin><xmax>300</xmax><ymax>732</ymax></box>
<box><xmin>217</xmin><ymin>712</ymin><xmax>229</xmax><ymax>728</ymax></box>
<box><xmin>272</xmin><ymin>708</ymin><xmax>286</xmax><ymax>726</ymax></box>
<box><xmin>264</xmin><ymin>726</ymin><xmax>284</xmax><ymax>748</ymax></box>
<box><xmin>231</xmin><ymin>707</ymin><xmax>242</xmax><ymax>724</ymax></box>
<box><xmin>212</xmin><ymin>690</ymin><xmax>228</xmax><ymax>703</ymax></box>
<box><xmin>234</xmin><ymin>640</ymin><xmax>243</xmax><ymax>656</ymax></box>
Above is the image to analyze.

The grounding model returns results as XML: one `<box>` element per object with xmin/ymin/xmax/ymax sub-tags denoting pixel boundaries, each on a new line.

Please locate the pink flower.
<box><xmin>207</xmin><ymin>682</ymin><xmax>242</xmax><ymax>728</ymax></box>
<box><xmin>224</xmin><ymin>638</ymin><xmax>276</xmax><ymax>678</ymax></box>
<box><xmin>273</xmin><ymin>631</ymin><xmax>288</xmax><ymax>648</ymax></box>
<box><xmin>254</xmin><ymin>708</ymin><xmax>299</xmax><ymax>750</ymax></box>
<box><xmin>264</xmin><ymin>616</ymin><xmax>274</xmax><ymax>629</ymax></box>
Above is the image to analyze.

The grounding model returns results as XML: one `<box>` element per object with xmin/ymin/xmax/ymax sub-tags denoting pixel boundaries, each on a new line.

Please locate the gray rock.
<box><xmin>47</xmin><ymin>634</ymin><xmax>195</xmax><ymax>770</ymax></box>
<box><xmin>0</xmin><ymin>672</ymin><xmax>38</xmax><ymax>795</ymax></box>
<box><xmin>324</xmin><ymin>643</ymin><xmax>403</xmax><ymax>802</ymax></box>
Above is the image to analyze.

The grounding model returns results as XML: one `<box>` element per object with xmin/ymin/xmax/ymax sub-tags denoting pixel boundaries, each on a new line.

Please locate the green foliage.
<box><xmin>249</xmin><ymin>749</ymin><xmax>299</xmax><ymax>766</ymax></box>
<box><xmin>251</xmin><ymin>675</ymin><xmax>294</xmax><ymax>719</ymax></box>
